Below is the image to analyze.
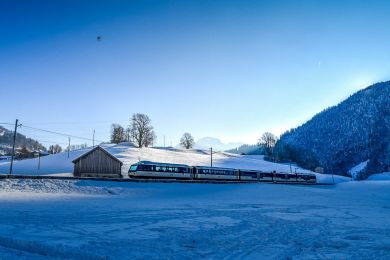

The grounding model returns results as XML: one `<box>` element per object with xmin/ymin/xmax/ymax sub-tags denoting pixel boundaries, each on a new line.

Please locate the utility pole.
<box><xmin>9</xmin><ymin>119</ymin><xmax>19</xmax><ymax>175</ymax></box>
<box><xmin>164</xmin><ymin>135</ymin><xmax>166</xmax><ymax>148</ymax></box>
<box><xmin>93</xmin><ymin>130</ymin><xmax>95</xmax><ymax>147</ymax></box>
<box><xmin>38</xmin><ymin>151</ymin><xmax>41</xmax><ymax>170</ymax></box>
<box><xmin>210</xmin><ymin>147</ymin><xmax>213</xmax><ymax>167</ymax></box>
<box><xmin>68</xmin><ymin>137</ymin><xmax>70</xmax><ymax>158</ymax></box>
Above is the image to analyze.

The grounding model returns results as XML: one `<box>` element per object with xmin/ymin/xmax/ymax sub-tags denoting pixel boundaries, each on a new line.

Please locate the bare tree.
<box><xmin>48</xmin><ymin>144</ymin><xmax>62</xmax><ymax>154</ymax></box>
<box><xmin>180</xmin><ymin>132</ymin><xmax>195</xmax><ymax>149</ymax></box>
<box><xmin>111</xmin><ymin>124</ymin><xmax>126</xmax><ymax>144</ymax></box>
<box><xmin>129</xmin><ymin>113</ymin><xmax>156</xmax><ymax>148</ymax></box>
<box><xmin>68</xmin><ymin>143</ymin><xmax>88</xmax><ymax>151</ymax></box>
<box><xmin>258</xmin><ymin>132</ymin><xmax>278</xmax><ymax>156</ymax></box>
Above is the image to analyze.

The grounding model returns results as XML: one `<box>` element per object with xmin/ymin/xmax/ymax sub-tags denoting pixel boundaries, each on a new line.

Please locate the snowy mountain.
<box><xmin>276</xmin><ymin>81</ymin><xmax>390</xmax><ymax>179</ymax></box>
<box><xmin>194</xmin><ymin>137</ymin><xmax>243</xmax><ymax>151</ymax></box>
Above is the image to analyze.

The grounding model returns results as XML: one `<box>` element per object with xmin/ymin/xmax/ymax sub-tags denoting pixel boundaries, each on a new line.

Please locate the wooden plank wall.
<box><xmin>74</xmin><ymin>149</ymin><xmax>122</xmax><ymax>178</ymax></box>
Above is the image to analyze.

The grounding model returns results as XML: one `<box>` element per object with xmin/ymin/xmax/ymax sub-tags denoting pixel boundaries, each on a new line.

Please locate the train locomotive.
<box><xmin>128</xmin><ymin>161</ymin><xmax>316</xmax><ymax>184</ymax></box>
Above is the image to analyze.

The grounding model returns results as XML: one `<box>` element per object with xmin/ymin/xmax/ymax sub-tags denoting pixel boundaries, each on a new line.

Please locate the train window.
<box><xmin>129</xmin><ymin>165</ymin><xmax>138</xmax><ymax>172</ymax></box>
<box><xmin>180</xmin><ymin>167</ymin><xmax>189</xmax><ymax>173</ymax></box>
<box><xmin>139</xmin><ymin>165</ymin><xmax>152</xmax><ymax>171</ymax></box>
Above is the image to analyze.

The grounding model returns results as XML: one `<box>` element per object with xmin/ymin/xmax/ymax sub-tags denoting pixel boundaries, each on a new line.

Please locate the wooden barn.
<box><xmin>72</xmin><ymin>146</ymin><xmax>123</xmax><ymax>178</ymax></box>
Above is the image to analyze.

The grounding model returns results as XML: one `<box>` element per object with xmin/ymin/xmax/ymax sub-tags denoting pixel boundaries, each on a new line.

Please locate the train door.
<box><xmin>192</xmin><ymin>167</ymin><xmax>197</xmax><ymax>180</ymax></box>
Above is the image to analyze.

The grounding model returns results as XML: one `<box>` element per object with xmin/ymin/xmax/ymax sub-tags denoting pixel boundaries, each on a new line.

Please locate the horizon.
<box><xmin>2</xmin><ymin>0</ymin><xmax>390</xmax><ymax>147</ymax></box>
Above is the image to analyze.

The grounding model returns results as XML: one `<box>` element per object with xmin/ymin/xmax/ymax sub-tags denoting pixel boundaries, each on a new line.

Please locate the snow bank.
<box><xmin>367</xmin><ymin>172</ymin><xmax>390</xmax><ymax>181</ymax></box>
<box><xmin>0</xmin><ymin>179</ymin><xmax>119</xmax><ymax>195</ymax></box>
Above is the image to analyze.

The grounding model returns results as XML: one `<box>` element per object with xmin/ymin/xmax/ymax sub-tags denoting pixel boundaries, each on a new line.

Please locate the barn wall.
<box><xmin>73</xmin><ymin>148</ymin><xmax>122</xmax><ymax>178</ymax></box>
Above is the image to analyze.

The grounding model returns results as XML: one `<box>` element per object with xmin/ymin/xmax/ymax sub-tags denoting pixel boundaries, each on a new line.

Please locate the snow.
<box><xmin>367</xmin><ymin>172</ymin><xmax>390</xmax><ymax>181</ymax></box>
<box><xmin>0</xmin><ymin>179</ymin><xmax>389</xmax><ymax>259</ymax></box>
<box><xmin>348</xmin><ymin>160</ymin><xmax>369</xmax><ymax>179</ymax></box>
<box><xmin>0</xmin><ymin>143</ymin><xmax>350</xmax><ymax>184</ymax></box>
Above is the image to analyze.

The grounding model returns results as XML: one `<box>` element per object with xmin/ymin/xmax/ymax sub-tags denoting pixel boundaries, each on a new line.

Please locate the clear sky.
<box><xmin>1</xmin><ymin>0</ymin><xmax>390</xmax><ymax>147</ymax></box>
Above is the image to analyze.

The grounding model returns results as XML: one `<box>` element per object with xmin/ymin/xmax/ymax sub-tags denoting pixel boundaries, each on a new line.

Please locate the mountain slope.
<box><xmin>226</xmin><ymin>144</ymin><xmax>265</xmax><ymax>155</ymax></box>
<box><xmin>0</xmin><ymin>126</ymin><xmax>46</xmax><ymax>155</ymax></box>
<box><xmin>276</xmin><ymin>81</ymin><xmax>390</xmax><ymax>178</ymax></box>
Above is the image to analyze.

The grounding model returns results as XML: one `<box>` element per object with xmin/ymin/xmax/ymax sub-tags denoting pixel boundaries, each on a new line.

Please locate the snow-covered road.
<box><xmin>0</xmin><ymin>179</ymin><xmax>389</xmax><ymax>259</ymax></box>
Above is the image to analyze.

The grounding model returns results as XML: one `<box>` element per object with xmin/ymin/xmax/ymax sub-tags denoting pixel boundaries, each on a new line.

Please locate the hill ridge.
<box><xmin>276</xmin><ymin>81</ymin><xmax>390</xmax><ymax>179</ymax></box>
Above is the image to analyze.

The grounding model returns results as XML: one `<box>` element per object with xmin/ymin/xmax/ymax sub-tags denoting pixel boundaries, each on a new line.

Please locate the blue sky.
<box><xmin>1</xmin><ymin>0</ymin><xmax>390</xmax><ymax>147</ymax></box>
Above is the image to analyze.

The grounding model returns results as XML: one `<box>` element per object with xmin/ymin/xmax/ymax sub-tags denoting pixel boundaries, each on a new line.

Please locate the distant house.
<box><xmin>72</xmin><ymin>146</ymin><xmax>123</xmax><ymax>178</ymax></box>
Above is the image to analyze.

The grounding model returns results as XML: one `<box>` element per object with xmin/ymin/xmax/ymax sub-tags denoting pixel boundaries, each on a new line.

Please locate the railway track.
<box><xmin>0</xmin><ymin>174</ymin><xmax>332</xmax><ymax>185</ymax></box>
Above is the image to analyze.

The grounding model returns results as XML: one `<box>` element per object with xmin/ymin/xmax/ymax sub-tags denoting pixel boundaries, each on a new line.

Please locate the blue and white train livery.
<box><xmin>128</xmin><ymin>161</ymin><xmax>317</xmax><ymax>184</ymax></box>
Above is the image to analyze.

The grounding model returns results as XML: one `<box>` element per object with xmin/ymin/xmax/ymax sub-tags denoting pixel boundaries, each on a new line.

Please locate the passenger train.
<box><xmin>128</xmin><ymin>161</ymin><xmax>317</xmax><ymax>184</ymax></box>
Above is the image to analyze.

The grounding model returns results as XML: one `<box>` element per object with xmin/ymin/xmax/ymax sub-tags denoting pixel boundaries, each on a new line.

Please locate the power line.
<box><xmin>20</xmin><ymin>125</ymin><xmax>105</xmax><ymax>143</ymax></box>
<box><xmin>18</xmin><ymin>120</ymin><xmax>129</xmax><ymax>125</ymax></box>
<box><xmin>32</xmin><ymin>139</ymin><xmax>70</xmax><ymax>146</ymax></box>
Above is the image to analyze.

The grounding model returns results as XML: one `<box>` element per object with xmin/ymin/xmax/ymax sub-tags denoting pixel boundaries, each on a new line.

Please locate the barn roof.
<box><xmin>72</xmin><ymin>146</ymin><xmax>123</xmax><ymax>165</ymax></box>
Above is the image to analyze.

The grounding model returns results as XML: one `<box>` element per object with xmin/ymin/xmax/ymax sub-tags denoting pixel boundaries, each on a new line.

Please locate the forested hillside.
<box><xmin>226</xmin><ymin>144</ymin><xmax>265</xmax><ymax>155</ymax></box>
<box><xmin>276</xmin><ymin>81</ymin><xmax>390</xmax><ymax>179</ymax></box>
<box><xmin>0</xmin><ymin>126</ymin><xmax>46</xmax><ymax>155</ymax></box>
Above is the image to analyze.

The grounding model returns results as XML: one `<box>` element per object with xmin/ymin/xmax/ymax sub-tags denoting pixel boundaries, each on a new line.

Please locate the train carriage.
<box><xmin>304</xmin><ymin>173</ymin><xmax>317</xmax><ymax>183</ymax></box>
<box><xmin>296</xmin><ymin>173</ymin><xmax>308</xmax><ymax>182</ymax></box>
<box><xmin>129</xmin><ymin>161</ymin><xmax>193</xmax><ymax>179</ymax></box>
<box><xmin>261</xmin><ymin>172</ymin><xmax>274</xmax><ymax>182</ymax></box>
<box><xmin>194</xmin><ymin>166</ymin><xmax>239</xmax><ymax>180</ymax></box>
<box><xmin>286</xmin><ymin>173</ymin><xmax>298</xmax><ymax>182</ymax></box>
<box><xmin>128</xmin><ymin>161</ymin><xmax>317</xmax><ymax>184</ymax></box>
<box><xmin>238</xmin><ymin>169</ymin><xmax>262</xmax><ymax>181</ymax></box>
<box><xmin>273</xmin><ymin>173</ymin><xmax>288</xmax><ymax>182</ymax></box>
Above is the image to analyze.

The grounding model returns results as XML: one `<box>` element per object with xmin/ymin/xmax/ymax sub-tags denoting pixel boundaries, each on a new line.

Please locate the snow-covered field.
<box><xmin>0</xmin><ymin>179</ymin><xmax>390</xmax><ymax>259</ymax></box>
<box><xmin>0</xmin><ymin>143</ymin><xmax>349</xmax><ymax>184</ymax></box>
